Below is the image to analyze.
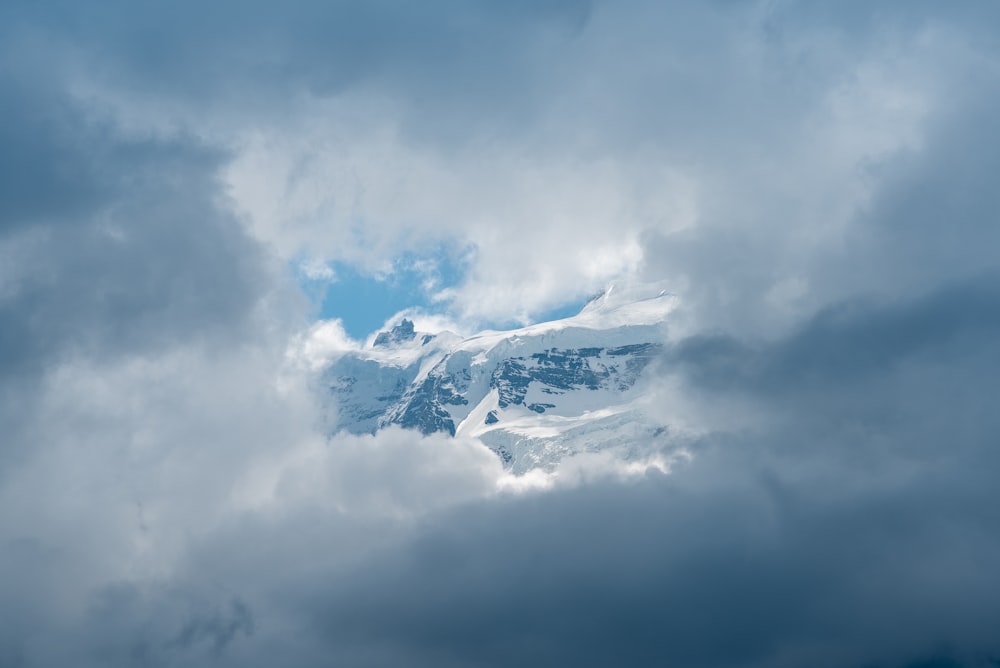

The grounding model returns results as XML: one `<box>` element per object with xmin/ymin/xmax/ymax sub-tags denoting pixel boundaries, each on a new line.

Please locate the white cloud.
<box><xmin>222</xmin><ymin>114</ymin><xmax>697</xmax><ymax>323</ymax></box>
<box><xmin>297</xmin><ymin>258</ymin><xmax>335</xmax><ymax>281</ymax></box>
<box><xmin>287</xmin><ymin>318</ymin><xmax>360</xmax><ymax>370</ymax></box>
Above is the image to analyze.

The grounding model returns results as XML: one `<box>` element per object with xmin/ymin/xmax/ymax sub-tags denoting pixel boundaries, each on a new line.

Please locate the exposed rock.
<box><xmin>373</xmin><ymin>319</ymin><xmax>416</xmax><ymax>347</ymax></box>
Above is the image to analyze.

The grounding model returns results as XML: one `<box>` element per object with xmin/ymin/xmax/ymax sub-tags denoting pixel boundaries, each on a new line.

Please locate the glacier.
<box><xmin>322</xmin><ymin>286</ymin><xmax>679</xmax><ymax>473</ymax></box>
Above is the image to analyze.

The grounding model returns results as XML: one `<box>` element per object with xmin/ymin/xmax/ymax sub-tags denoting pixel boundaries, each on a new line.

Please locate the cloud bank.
<box><xmin>2</xmin><ymin>1</ymin><xmax>1000</xmax><ymax>666</ymax></box>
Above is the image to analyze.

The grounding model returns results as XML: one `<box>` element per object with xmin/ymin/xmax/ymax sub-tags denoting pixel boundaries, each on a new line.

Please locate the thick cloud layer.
<box><xmin>2</xmin><ymin>1</ymin><xmax>999</xmax><ymax>667</ymax></box>
<box><xmin>220</xmin><ymin>283</ymin><xmax>1000</xmax><ymax>668</ymax></box>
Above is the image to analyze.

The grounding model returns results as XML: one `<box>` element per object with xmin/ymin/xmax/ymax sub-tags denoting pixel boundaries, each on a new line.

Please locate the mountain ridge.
<box><xmin>323</xmin><ymin>285</ymin><xmax>676</xmax><ymax>472</ymax></box>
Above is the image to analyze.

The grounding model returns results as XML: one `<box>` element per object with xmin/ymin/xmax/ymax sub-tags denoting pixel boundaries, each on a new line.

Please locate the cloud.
<box><xmin>0</xmin><ymin>78</ymin><xmax>274</xmax><ymax>372</ymax></box>
<box><xmin>2</xmin><ymin>1</ymin><xmax>1000</xmax><ymax>667</ymax></box>
<box><xmin>9</xmin><ymin>0</ymin><xmax>985</xmax><ymax>331</ymax></box>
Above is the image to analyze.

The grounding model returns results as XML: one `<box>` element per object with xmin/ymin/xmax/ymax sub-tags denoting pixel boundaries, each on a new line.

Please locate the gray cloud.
<box><xmin>2</xmin><ymin>0</ymin><xmax>591</xmax><ymax>132</ymax></box>
<box><xmin>670</xmin><ymin>274</ymin><xmax>1000</xmax><ymax>394</ymax></box>
<box><xmin>1</xmin><ymin>1</ymin><xmax>999</xmax><ymax>667</ymax></box>
<box><xmin>0</xmin><ymin>78</ymin><xmax>270</xmax><ymax>372</ymax></box>
<box><xmin>0</xmin><ymin>79</ymin><xmax>108</xmax><ymax>233</ymax></box>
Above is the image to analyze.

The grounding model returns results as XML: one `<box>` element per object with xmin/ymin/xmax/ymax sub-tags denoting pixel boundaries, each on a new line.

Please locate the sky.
<box><xmin>2</xmin><ymin>1</ymin><xmax>1000</xmax><ymax>666</ymax></box>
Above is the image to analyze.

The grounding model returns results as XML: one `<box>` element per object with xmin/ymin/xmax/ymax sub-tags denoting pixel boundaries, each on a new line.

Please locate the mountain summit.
<box><xmin>323</xmin><ymin>286</ymin><xmax>676</xmax><ymax>472</ymax></box>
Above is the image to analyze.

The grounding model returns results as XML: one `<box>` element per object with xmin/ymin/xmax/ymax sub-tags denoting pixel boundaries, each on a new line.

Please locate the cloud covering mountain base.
<box><xmin>3</xmin><ymin>279</ymin><xmax>999</xmax><ymax>667</ymax></box>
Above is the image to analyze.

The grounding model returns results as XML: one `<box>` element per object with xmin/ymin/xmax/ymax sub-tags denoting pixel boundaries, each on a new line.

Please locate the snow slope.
<box><xmin>323</xmin><ymin>286</ymin><xmax>677</xmax><ymax>472</ymax></box>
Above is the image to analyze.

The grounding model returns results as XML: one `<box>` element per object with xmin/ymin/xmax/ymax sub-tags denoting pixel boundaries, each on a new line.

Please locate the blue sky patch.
<box><xmin>296</xmin><ymin>248</ymin><xmax>467</xmax><ymax>339</ymax></box>
<box><xmin>296</xmin><ymin>248</ymin><xmax>588</xmax><ymax>339</ymax></box>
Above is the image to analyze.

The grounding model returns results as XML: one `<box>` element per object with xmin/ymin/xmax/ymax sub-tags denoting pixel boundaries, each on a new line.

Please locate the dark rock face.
<box><xmin>330</xmin><ymin>338</ymin><xmax>662</xmax><ymax>439</ymax></box>
<box><xmin>489</xmin><ymin>345</ymin><xmax>661</xmax><ymax>411</ymax></box>
<box><xmin>385</xmin><ymin>372</ymin><xmax>469</xmax><ymax>436</ymax></box>
<box><xmin>494</xmin><ymin>444</ymin><xmax>514</xmax><ymax>466</ymax></box>
<box><xmin>528</xmin><ymin>349</ymin><xmax>608</xmax><ymax>391</ymax></box>
<box><xmin>373</xmin><ymin>319</ymin><xmax>416</xmax><ymax>347</ymax></box>
<box><xmin>389</xmin><ymin>377</ymin><xmax>459</xmax><ymax>435</ymax></box>
<box><xmin>492</xmin><ymin>359</ymin><xmax>530</xmax><ymax>408</ymax></box>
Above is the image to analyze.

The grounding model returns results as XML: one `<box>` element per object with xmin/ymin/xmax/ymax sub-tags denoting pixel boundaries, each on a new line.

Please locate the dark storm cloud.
<box><xmin>85</xmin><ymin>586</ymin><xmax>254</xmax><ymax>665</ymax></box>
<box><xmin>766</xmin><ymin>0</ymin><xmax>1000</xmax><ymax>39</ymax></box>
<box><xmin>0</xmin><ymin>79</ymin><xmax>108</xmax><ymax>233</ymax></box>
<box><xmin>0</xmin><ymin>80</ymin><xmax>269</xmax><ymax>380</ymax></box>
<box><xmin>299</xmin><ymin>471</ymin><xmax>1000</xmax><ymax>668</ymax></box>
<box><xmin>0</xmin><ymin>70</ymin><xmax>273</xmax><ymax>482</ymax></box>
<box><xmin>1</xmin><ymin>0</ymin><xmax>592</xmax><ymax>133</ymax></box>
<box><xmin>848</xmin><ymin>96</ymin><xmax>1000</xmax><ymax>298</ymax></box>
<box><xmin>671</xmin><ymin>274</ymin><xmax>1000</xmax><ymax>393</ymax></box>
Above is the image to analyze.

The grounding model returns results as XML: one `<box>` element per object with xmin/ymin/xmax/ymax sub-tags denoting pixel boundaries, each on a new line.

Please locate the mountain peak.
<box><xmin>579</xmin><ymin>281</ymin><xmax>672</xmax><ymax>315</ymax></box>
<box><xmin>373</xmin><ymin>319</ymin><xmax>416</xmax><ymax>348</ymax></box>
<box><xmin>325</xmin><ymin>292</ymin><xmax>674</xmax><ymax>472</ymax></box>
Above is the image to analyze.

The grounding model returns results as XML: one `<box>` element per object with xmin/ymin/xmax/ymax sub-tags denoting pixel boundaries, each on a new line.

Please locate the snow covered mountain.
<box><xmin>323</xmin><ymin>286</ymin><xmax>676</xmax><ymax>473</ymax></box>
